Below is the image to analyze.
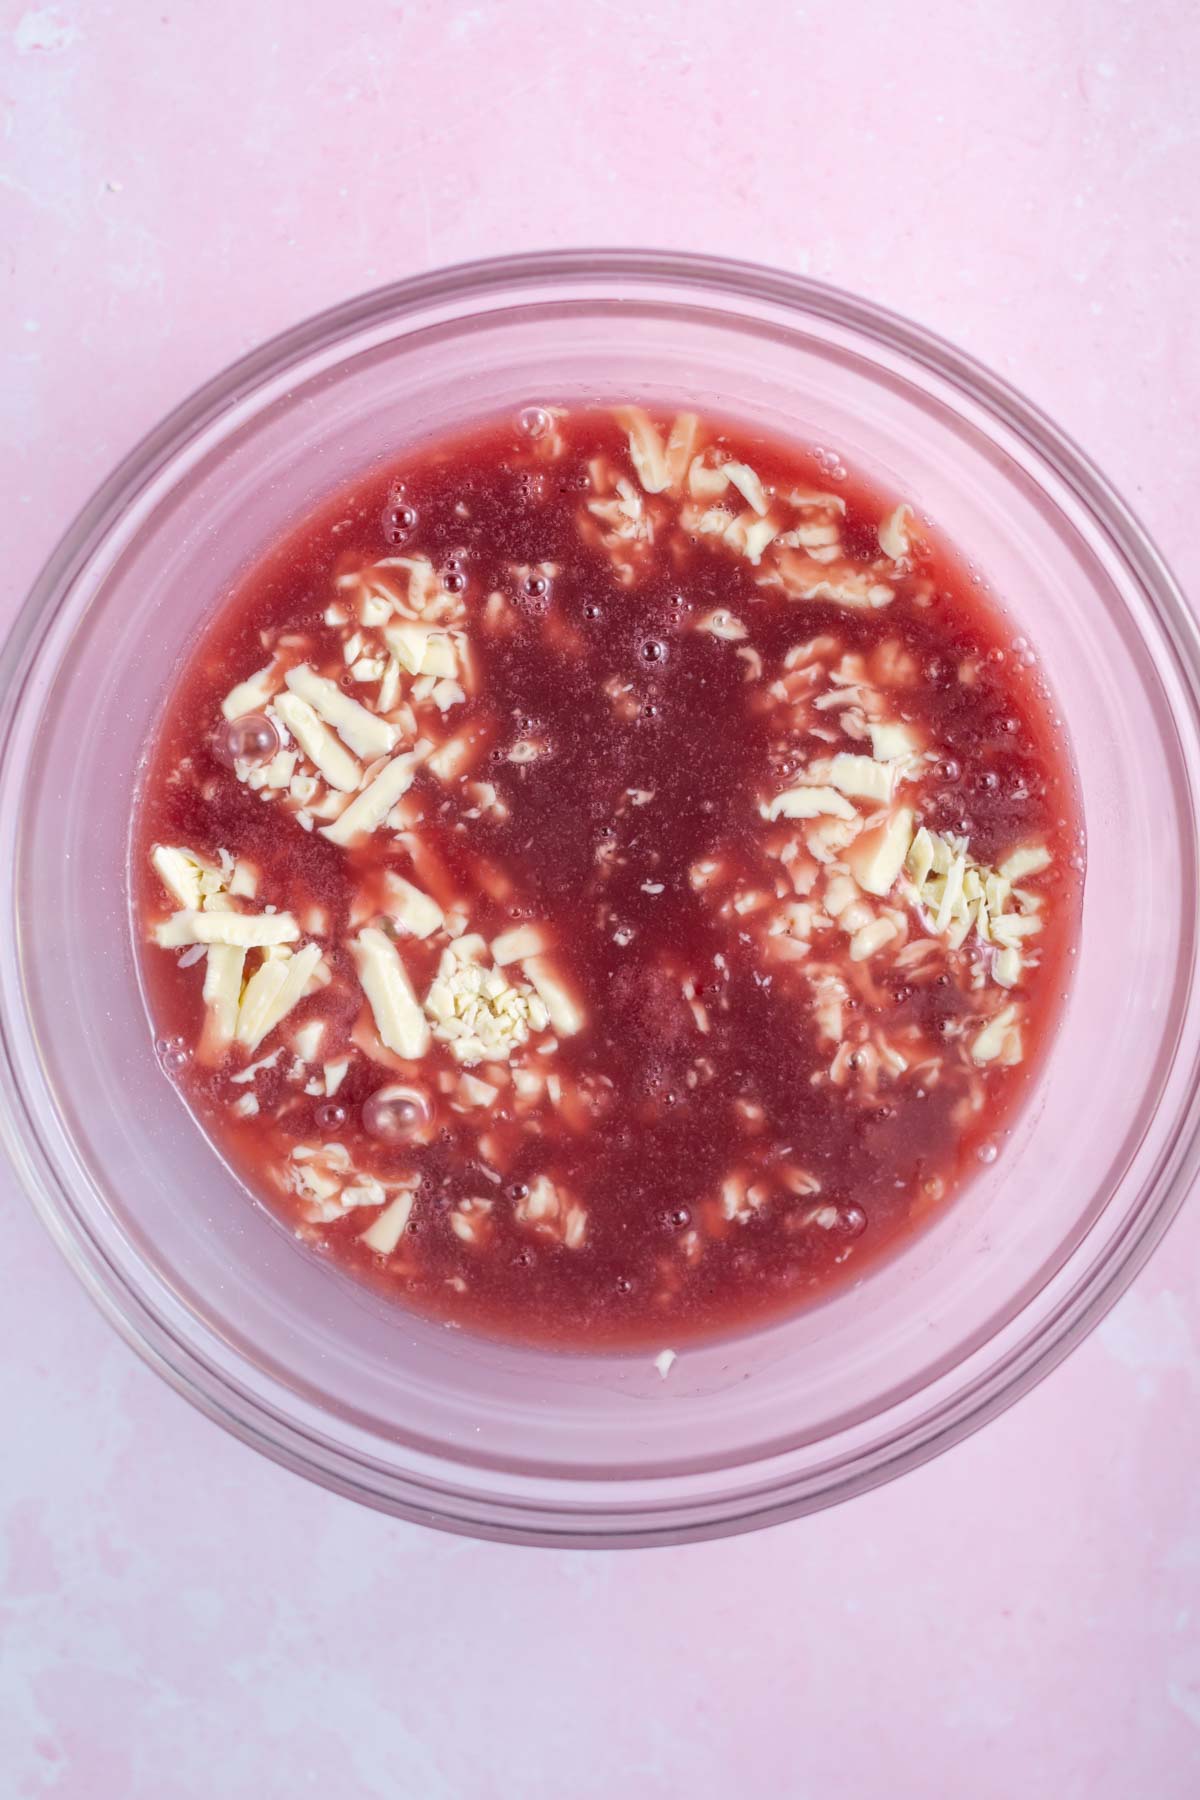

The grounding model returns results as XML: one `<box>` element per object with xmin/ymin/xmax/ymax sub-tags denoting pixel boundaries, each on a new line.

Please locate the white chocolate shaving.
<box><xmin>155</xmin><ymin>910</ymin><xmax>299</xmax><ymax>949</ymax></box>
<box><xmin>284</xmin><ymin>664</ymin><xmax>397</xmax><ymax>761</ymax></box>
<box><xmin>350</xmin><ymin>927</ymin><xmax>430</xmax><ymax>1060</ymax></box>
<box><xmin>272</xmin><ymin>691</ymin><xmax>363</xmax><ymax>794</ymax></box>
<box><xmin>320</xmin><ymin>752</ymin><xmax>420</xmax><ymax>846</ymax></box>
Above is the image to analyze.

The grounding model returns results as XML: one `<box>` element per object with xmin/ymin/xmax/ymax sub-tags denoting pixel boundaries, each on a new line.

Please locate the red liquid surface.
<box><xmin>135</xmin><ymin>407</ymin><xmax>1081</xmax><ymax>1348</ymax></box>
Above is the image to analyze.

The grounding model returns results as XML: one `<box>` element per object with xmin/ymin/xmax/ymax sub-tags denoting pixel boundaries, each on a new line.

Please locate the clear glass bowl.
<box><xmin>2</xmin><ymin>251</ymin><xmax>1198</xmax><ymax>1547</ymax></box>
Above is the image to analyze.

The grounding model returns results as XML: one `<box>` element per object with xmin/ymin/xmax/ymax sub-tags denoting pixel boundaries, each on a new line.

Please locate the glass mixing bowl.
<box><xmin>2</xmin><ymin>251</ymin><xmax>1198</xmax><ymax>1547</ymax></box>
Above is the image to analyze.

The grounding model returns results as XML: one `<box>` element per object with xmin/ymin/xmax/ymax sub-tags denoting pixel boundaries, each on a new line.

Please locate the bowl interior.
<box><xmin>4</xmin><ymin>260</ymin><xmax>1198</xmax><ymax>1536</ymax></box>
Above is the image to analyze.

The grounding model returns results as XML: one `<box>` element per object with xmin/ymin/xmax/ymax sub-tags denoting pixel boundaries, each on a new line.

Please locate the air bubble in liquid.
<box><xmin>381</xmin><ymin>502</ymin><xmax>417</xmax><ymax>544</ymax></box>
<box><xmin>156</xmin><ymin>1035</ymin><xmax>190</xmax><ymax>1075</ymax></box>
<box><xmin>362</xmin><ymin>1084</ymin><xmax>431</xmax><ymax>1143</ymax></box>
<box><xmin>315</xmin><ymin>1102</ymin><xmax>347</xmax><ymax>1132</ymax></box>
<box><xmin>517</xmin><ymin>406</ymin><xmax>551</xmax><ymax>440</ymax></box>
<box><xmin>640</xmin><ymin>638</ymin><xmax>668</xmax><ymax>664</ymax></box>
<box><xmin>977</xmin><ymin>1140</ymin><xmax>999</xmax><ymax>1165</ymax></box>
<box><xmin>212</xmin><ymin>712</ymin><xmax>280</xmax><ymax>769</ymax></box>
<box><xmin>839</xmin><ymin>1203</ymin><xmax>868</xmax><ymax>1238</ymax></box>
<box><xmin>522</xmin><ymin>573</ymin><xmax>550</xmax><ymax>601</ymax></box>
<box><xmin>936</xmin><ymin>757</ymin><xmax>961</xmax><ymax>783</ymax></box>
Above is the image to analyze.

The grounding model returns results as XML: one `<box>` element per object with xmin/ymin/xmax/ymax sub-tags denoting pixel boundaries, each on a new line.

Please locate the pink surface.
<box><xmin>2</xmin><ymin>2</ymin><xmax>1199</xmax><ymax>1793</ymax></box>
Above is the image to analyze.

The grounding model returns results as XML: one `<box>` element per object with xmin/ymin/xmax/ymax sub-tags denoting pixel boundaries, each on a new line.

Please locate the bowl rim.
<box><xmin>3</xmin><ymin>246</ymin><xmax>1199</xmax><ymax>1547</ymax></box>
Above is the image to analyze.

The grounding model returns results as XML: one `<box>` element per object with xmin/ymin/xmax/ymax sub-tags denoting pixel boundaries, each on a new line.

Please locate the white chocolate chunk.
<box><xmin>907</xmin><ymin>826</ymin><xmax>935</xmax><ymax>891</ymax></box>
<box><xmin>664</xmin><ymin>413</ymin><xmax>701</xmax><ymax>491</ymax></box>
<box><xmin>284</xmin><ymin>664</ymin><xmax>397</xmax><ymax>761</ymax></box>
<box><xmin>237</xmin><ymin>943</ymin><xmax>323</xmax><ymax>1052</ymax></box>
<box><xmin>155</xmin><ymin>910</ymin><xmax>299</xmax><ymax>949</ymax></box>
<box><xmin>151</xmin><ymin>844</ymin><xmax>213</xmax><ymax>910</ymax></box>
<box><xmin>696</xmin><ymin>609</ymin><xmax>747</xmax><ymax>641</ymax></box>
<box><xmin>878</xmin><ymin>503</ymin><xmax>914</xmax><ymax>561</ymax></box>
<box><xmin>998</xmin><ymin>843</ymin><xmax>1052</xmax><ymax>883</ymax></box>
<box><xmin>458</xmin><ymin>1072</ymin><xmax>499</xmax><ymax>1107</ymax></box>
<box><xmin>202</xmin><ymin>944</ymin><xmax>245</xmax><ymax>1048</ymax></box>
<box><xmin>221</xmin><ymin>663</ymin><xmax>278</xmax><ymax>720</ymax></box>
<box><xmin>229</xmin><ymin>859</ymin><xmax>259</xmax><ymax>899</ymax></box>
<box><xmin>292</xmin><ymin>1019</ymin><xmax>325</xmax><ymax>1062</ymax></box>
<box><xmin>521</xmin><ymin>955</ymin><xmax>585</xmax><ymax>1037</ymax></box>
<box><xmin>767</xmin><ymin>786</ymin><xmax>858</xmax><ymax>823</ymax></box>
<box><xmin>934</xmin><ymin>852</ymin><xmax>967</xmax><ymax>935</ymax></box>
<box><xmin>231</xmin><ymin>1094</ymin><xmax>259</xmax><ymax>1118</ymax></box>
<box><xmin>615</xmin><ymin>406</ymin><xmax>670</xmax><ymax>492</ymax></box>
<box><xmin>811</xmin><ymin>753</ymin><xmax>896</xmax><ymax>803</ymax></box>
<box><xmin>726</xmin><ymin>512</ymin><xmax>781</xmax><ymax>564</ymax></box>
<box><xmin>383</xmin><ymin>874</ymin><xmax>444</xmax><ymax>940</ymax></box>
<box><xmin>272</xmin><ymin>691</ymin><xmax>363</xmax><ymax>794</ymax></box>
<box><xmin>849</xmin><ymin>917</ymin><xmax>898</xmax><ymax>962</ymax></box>
<box><xmin>868</xmin><ymin>721</ymin><xmax>920</xmax><ymax>762</ymax></box>
<box><xmin>971</xmin><ymin>1004</ymin><xmax>1023</xmax><ymax>1066</ymax></box>
<box><xmin>993</xmin><ymin>946</ymin><xmax>1023</xmax><ymax>988</ymax></box>
<box><xmin>320</xmin><ymin>752</ymin><xmax>420</xmax><ymax>846</ymax></box>
<box><xmin>491</xmin><ymin>922</ymin><xmax>554</xmax><ymax>966</ymax></box>
<box><xmin>384</xmin><ymin>621</ymin><xmax>456</xmax><ymax>677</ymax></box>
<box><xmin>234</xmin><ymin>954</ymin><xmax>291</xmax><ymax>1049</ymax></box>
<box><xmin>846</xmin><ymin>806</ymin><xmax>915</xmax><ymax>897</ymax></box>
<box><xmin>724</xmin><ymin>461</ymin><xmax>769</xmax><ymax>516</ymax></box>
<box><xmin>360</xmin><ymin>1190</ymin><xmax>415</xmax><ymax>1254</ymax></box>
<box><xmin>323</xmin><ymin>1057</ymin><xmax>350</xmax><ymax>1096</ymax></box>
<box><xmin>350</xmin><ymin>927</ymin><xmax>430</xmax><ymax>1059</ymax></box>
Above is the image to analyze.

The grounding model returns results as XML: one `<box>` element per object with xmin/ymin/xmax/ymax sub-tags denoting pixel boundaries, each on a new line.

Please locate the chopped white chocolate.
<box><xmin>846</xmin><ymin>807</ymin><xmax>915</xmax><ymax>897</ymax></box>
<box><xmin>221</xmin><ymin>662</ymin><xmax>279</xmax><ymax>721</ymax></box>
<box><xmin>521</xmin><ymin>955</ymin><xmax>585</xmax><ymax>1037</ymax></box>
<box><xmin>878</xmin><ymin>503</ymin><xmax>914</xmax><ymax>561</ymax></box>
<box><xmin>236</xmin><ymin>943</ymin><xmax>323</xmax><ymax>1052</ymax></box>
<box><xmin>151</xmin><ymin>844</ymin><xmax>216</xmax><ymax>910</ymax></box>
<box><xmin>284</xmin><ymin>664</ymin><xmax>397</xmax><ymax>761</ymax></box>
<box><xmin>202</xmin><ymin>944</ymin><xmax>245</xmax><ymax>1050</ymax></box>
<box><xmin>383</xmin><ymin>874</ymin><xmax>444</xmax><ymax>940</ymax></box>
<box><xmin>231</xmin><ymin>1093</ymin><xmax>260</xmax><ymax>1118</ymax></box>
<box><xmin>810</xmin><ymin>753</ymin><xmax>896</xmax><ymax>804</ymax></box>
<box><xmin>696</xmin><ymin>609</ymin><xmax>747</xmax><ymax>641</ymax></box>
<box><xmin>971</xmin><ymin>1004</ymin><xmax>1024</xmax><ymax>1066</ymax></box>
<box><xmin>229</xmin><ymin>859</ymin><xmax>259</xmax><ymax>899</ymax></box>
<box><xmin>457</xmin><ymin>1072</ymin><xmax>499</xmax><ymax>1108</ymax></box>
<box><xmin>663</xmin><ymin>413</ymin><xmax>701</xmax><ymax>491</ymax></box>
<box><xmin>654</xmin><ymin>1349</ymin><xmax>677</xmax><ymax>1380</ymax></box>
<box><xmin>155</xmin><ymin>910</ymin><xmax>299</xmax><ymax>949</ymax></box>
<box><xmin>849</xmin><ymin>917</ymin><xmax>898</xmax><ymax>962</ymax></box>
<box><xmin>998</xmin><ymin>843</ymin><xmax>1052</xmax><ymax>883</ymax></box>
<box><xmin>724</xmin><ymin>461</ymin><xmax>769</xmax><ymax>516</ymax></box>
<box><xmin>491</xmin><ymin>922</ymin><xmax>554</xmax><ymax>966</ymax></box>
<box><xmin>292</xmin><ymin>1019</ymin><xmax>325</xmax><ymax>1062</ymax></box>
<box><xmin>272</xmin><ymin>691</ymin><xmax>363</xmax><ymax>794</ymax></box>
<box><xmin>424</xmin><ymin>938</ymin><xmax>548</xmax><ymax>1065</ymax></box>
<box><xmin>615</xmin><ymin>406</ymin><xmax>670</xmax><ymax>493</ymax></box>
<box><xmin>514</xmin><ymin>1174</ymin><xmax>587</xmax><ymax>1248</ymax></box>
<box><xmin>320</xmin><ymin>751</ymin><xmax>420</xmax><ymax>846</ymax></box>
<box><xmin>868</xmin><ymin>721</ymin><xmax>920</xmax><ymax>762</ymax></box>
<box><xmin>350</xmin><ymin>927</ymin><xmax>430</xmax><ymax>1060</ymax></box>
<box><xmin>993</xmin><ymin>946</ymin><xmax>1022</xmax><ymax>988</ymax></box>
<box><xmin>384</xmin><ymin>621</ymin><xmax>458</xmax><ymax>678</ymax></box>
<box><xmin>323</xmin><ymin>1057</ymin><xmax>350</xmax><ymax>1097</ymax></box>
<box><xmin>360</xmin><ymin>1190</ymin><xmax>415</xmax><ymax>1254</ymax></box>
<box><xmin>767</xmin><ymin>786</ymin><xmax>858</xmax><ymax>823</ymax></box>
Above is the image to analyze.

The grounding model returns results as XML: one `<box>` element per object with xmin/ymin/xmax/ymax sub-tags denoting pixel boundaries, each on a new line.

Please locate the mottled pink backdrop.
<box><xmin>2</xmin><ymin>3</ymin><xmax>1199</xmax><ymax>1795</ymax></box>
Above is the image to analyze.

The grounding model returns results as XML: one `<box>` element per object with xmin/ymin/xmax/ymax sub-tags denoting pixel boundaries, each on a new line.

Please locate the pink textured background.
<box><xmin>3</xmin><ymin>3</ymin><xmax>1199</xmax><ymax>1794</ymax></box>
